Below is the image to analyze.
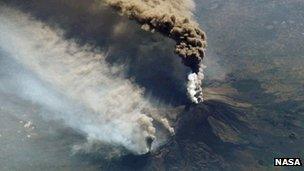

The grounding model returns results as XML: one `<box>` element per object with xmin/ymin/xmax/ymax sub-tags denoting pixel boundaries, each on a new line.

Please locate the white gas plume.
<box><xmin>187</xmin><ymin>63</ymin><xmax>207</xmax><ymax>103</ymax></box>
<box><xmin>0</xmin><ymin>6</ymin><xmax>174</xmax><ymax>155</ymax></box>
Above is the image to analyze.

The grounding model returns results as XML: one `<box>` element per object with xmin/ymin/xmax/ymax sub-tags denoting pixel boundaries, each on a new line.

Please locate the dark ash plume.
<box><xmin>103</xmin><ymin>0</ymin><xmax>207</xmax><ymax>103</ymax></box>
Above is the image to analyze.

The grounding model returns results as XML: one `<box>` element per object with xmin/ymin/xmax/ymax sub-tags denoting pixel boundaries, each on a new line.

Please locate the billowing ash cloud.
<box><xmin>102</xmin><ymin>0</ymin><xmax>207</xmax><ymax>103</ymax></box>
<box><xmin>0</xmin><ymin>6</ymin><xmax>174</xmax><ymax>155</ymax></box>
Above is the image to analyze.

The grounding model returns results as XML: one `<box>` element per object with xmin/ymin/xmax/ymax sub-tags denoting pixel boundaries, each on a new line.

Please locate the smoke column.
<box><xmin>0</xmin><ymin>6</ymin><xmax>173</xmax><ymax>155</ymax></box>
<box><xmin>102</xmin><ymin>0</ymin><xmax>207</xmax><ymax>103</ymax></box>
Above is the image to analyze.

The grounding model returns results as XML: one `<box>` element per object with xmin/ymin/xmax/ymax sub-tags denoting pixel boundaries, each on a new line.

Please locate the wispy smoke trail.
<box><xmin>0</xmin><ymin>6</ymin><xmax>173</xmax><ymax>155</ymax></box>
<box><xmin>102</xmin><ymin>0</ymin><xmax>207</xmax><ymax>103</ymax></box>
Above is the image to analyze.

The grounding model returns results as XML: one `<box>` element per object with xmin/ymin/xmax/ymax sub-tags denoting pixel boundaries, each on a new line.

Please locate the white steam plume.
<box><xmin>187</xmin><ymin>63</ymin><xmax>206</xmax><ymax>103</ymax></box>
<box><xmin>0</xmin><ymin>6</ymin><xmax>173</xmax><ymax>155</ymax></box>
